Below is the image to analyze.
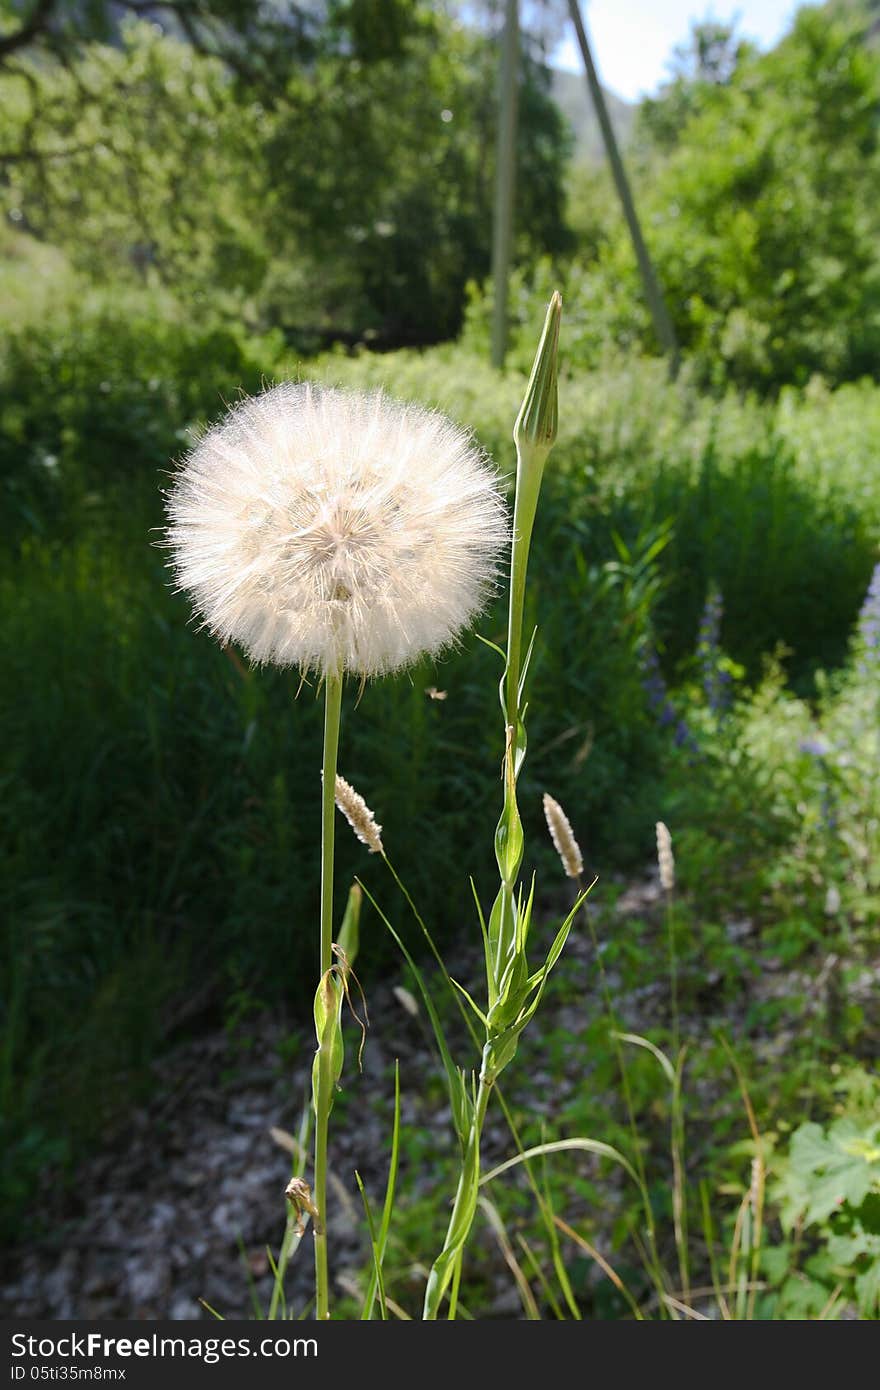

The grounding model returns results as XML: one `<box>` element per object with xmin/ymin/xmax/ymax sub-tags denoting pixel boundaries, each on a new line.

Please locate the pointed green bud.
<box><xmin>514</xmin><ymin>291</ymin><xmax>561</xmax><ymax>457</ymax></box>
<box><xmin>336</xmin><ymin>881</ymin><xmax>362</xmax><ymax>971</ymax></box>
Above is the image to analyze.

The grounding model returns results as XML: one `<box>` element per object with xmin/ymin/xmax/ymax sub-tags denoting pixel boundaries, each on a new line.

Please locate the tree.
<box><xmin>0</xmin><ymin>6</ymin><xmax>572</xmax><ymax>344</ymax></box>
<box><xmin>0</xmin><ymin>1</ymin><xmax>313</xmax><ymax>75</ymax></box>
<box><xmin>638</xmin><ymin>20</ymin><xmax>754</xmax><ymax>153</ymax></box>
<box><xmin>612</xmin><ymin>6</ymin><xmax>880</xmax><ymax>386</ymax></box>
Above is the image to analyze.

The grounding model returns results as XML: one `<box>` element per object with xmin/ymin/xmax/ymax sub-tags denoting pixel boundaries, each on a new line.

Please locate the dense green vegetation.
<box><xmin>1</xmin><ymin>0</ymin><xmax>878</xmax><ymax>1314</ymax></box>
<box><xmin>476</xmin><ymin>4</ymin><xmax>880</xmax><ymax>388</ymax></box>
<box><xmin>0</xmin><ymin>6</ymin><xmax>570</xmax><ymax>346</ymax></box>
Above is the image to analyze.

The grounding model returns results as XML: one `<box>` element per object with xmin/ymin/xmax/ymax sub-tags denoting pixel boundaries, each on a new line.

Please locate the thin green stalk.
<box><xmin>494</xmin><ymin>466</ymin><xmax>543</xmax><ymax>982</ymax></box>
<box><xmin>269</xmin><ymin>1101</ymin><xmax>311</xmax><ymax>1321</ymax></box>
<box><xmin>671</xmin><ymin>1054</ymin><xmax>690</xmax><ymax>1302</ymax></box>
<box><xmin>423</xmin><ymin>1076</ymin><xmax>493</xmax><ymax>1320</ymax></box>
<box><xmin>320</xmin><ymin>672</ymin><xmax>343</xmax><ymax>977</ymax></box>
<box><xmin>447</xmin><ymin>1252</ymin><xmax>463</xmax><ymax>1320</ymax></box>
<box><xmin>314</xmin><ymin>668</ymin><xmax>343</xmax><ymax>1321</ymax></box>
<box><xmin>665</xmin><ymin>891</ymin><xmax>679</xmax><ymax>1057</ymax></box>
<box><xmin>503</xmin><ymin>463</ymin><xmax>542</xmax><ymax>739</ymax></box>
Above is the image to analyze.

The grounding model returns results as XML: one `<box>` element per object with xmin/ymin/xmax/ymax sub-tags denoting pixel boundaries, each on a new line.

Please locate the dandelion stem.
<box><xmin>314</xmin><ymin>667</ymin><xmax>343</xmax><ymax>1321</ymax></box>
<box><xmin>320</xmin><ymin>672</ymin><xmax>343</xmax><ymax>977</ymax></box>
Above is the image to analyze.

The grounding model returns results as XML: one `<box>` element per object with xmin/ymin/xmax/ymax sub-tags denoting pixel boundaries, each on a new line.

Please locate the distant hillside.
<box><xmin>550</xmin><ymin>68</ymin><xmax>635</xmax><ymax>163</ymax></box>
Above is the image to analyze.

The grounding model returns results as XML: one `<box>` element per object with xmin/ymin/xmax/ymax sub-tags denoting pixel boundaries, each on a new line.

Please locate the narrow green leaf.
<box><xmin>481</xmin><ymin>1138</ymin><xmax>642</xmax><ymax>1192</ymax></box>
<box><xmin>470</xmin><ymin>877</ymin><xmax>494</xmax><ymax>1006</ymax></box>
<box><xmin>358</xmin><ymin>879</ymin><xmax>471</xmax><ymax>1145</ymax></box>
<box><xmin>614</xmin><ymin>1031</ymin><xmax>677</xmax><ymax>1088</ymax></box>
<box><xmin>449</xmin><ymin>977</ymin><xmax>490</xmax><ymax>1028</ymax></box>
<box><xmin>355</xmin><ymin>1173</ymin><xmax>387</xmax><ymax>1321</ymax></box>
<box><xmin>518</xmin><ymin>626</ymin><xmax>539</xmax><ymax>703</ymax></box>
<box><xmin>474</xmin><ymin>631</ymin><xmax>507</xmax><ymax>662</ymax></box>
<box><xmin>361</xmin><ymin>1062</ymin><xmax>401</xmax><ymax>1319</ymax></box>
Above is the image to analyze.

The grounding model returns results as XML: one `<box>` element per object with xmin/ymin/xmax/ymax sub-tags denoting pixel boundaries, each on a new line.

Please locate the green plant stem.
<box><xmin>423</xmin><ymin>1076</ymin><xmax>493</xmax><ymax>1319</ymax></box>
<box><xmin>495</xmin><ymin>444</ymin><xmax>545</xmax><ymax>980</ymax></box>
<box><xmin>320</xmin><ymin>672</ymin><xmax>343</xmax><ymax>977</ymax></box>
<box><xmin>447</xmin><ymin>1252</ymin><xmax>463</xmax><ymax>1320</ymax></box>
<box><xmin>665</xmin><ymin>892</ymin><xmax>679</xmax><ymax>1057</ymax></box>
<box><xmin>427</xmin><ymin>442</ymin><xmax>545</xmax><ymax>1314</ymax></box>
<box><xmin>314</xmin><ymin>668</ymin><xmax>343</xmax><ymax>1321</ymax></box>
<box><xmin>503</xmin><ymin>451</ymin><xmax>543</xmax><ymax>739</ymax></box>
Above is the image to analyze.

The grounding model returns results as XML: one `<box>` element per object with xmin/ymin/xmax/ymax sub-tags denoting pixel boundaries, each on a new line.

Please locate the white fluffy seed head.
<box><xmin>543</xmin><ymin>792</ymin><xmax>583</xmax><ymax>880</ymax></box>
<box><xmin>163</xmin><ymin>382</ymin><xmax>508</xmax><ymax>677</ymax></box>
<box><xmin>334</xmin><ymin>774</ymin><xmax>383</xmax><ymax>855</ymax></box>
<box><xmin>656</xmin><ymin>821</ymin><xmax>675</xmax><ymax>892</ymax></box>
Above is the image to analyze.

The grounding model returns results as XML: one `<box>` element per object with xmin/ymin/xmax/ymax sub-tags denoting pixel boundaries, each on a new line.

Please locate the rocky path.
<box><xmin>0</xmin><ymin>980</ymin><xmax>437</xmax><ymax>1320</ymax></box>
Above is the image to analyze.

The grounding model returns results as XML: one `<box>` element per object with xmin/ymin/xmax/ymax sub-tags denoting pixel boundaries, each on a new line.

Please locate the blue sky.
<box><xmin>554</xmin><ymin>2</ymin><xmax>802</xmax><ymax>100</ymax></box>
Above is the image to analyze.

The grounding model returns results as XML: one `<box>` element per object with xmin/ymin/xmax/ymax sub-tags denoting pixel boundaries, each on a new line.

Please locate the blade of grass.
<box><xmin>479</xmin><ymin>1195</ymin><xmax>540</xmax><ymax>1319</ymax></box>
<box><xmin>355</xmin><ymin>1173</ymin><xmax>387</xmax><ymax>1321</ymax></box>
<box><xmin>481</xmin><ymin>1137</ymin><xmax>642</xmax><ymax>1190</ymax></box>
<box><xmin>516</xmin><ymin>1233</ymin><xmax>563</xmax><ymax>1319</ymax></box>
<box><xmin>358</xmin><ymin>879</ymin><xmax>470</xmax><ymax>1146</ymax></box>
<box><xmin>552</xmin><ymin>1214</ymin><xmax>644</xmax><ymax>1320</ymax></box>
<box><xmin>268</xmin><ymin>1095</ymin><xmax>312</xmax><ymax>1321</ymax></box>
<box><xmin>237</xmin><ymin>1233</ymin><xmax>264</xmax><ymax>1319</ymax></box>
<box><xmin>699</xmin><ymin>1179</ymin><xmax>731</xmax><ymax>1320</ymax></box>
<box><xmin>361</xmin><ymin>1061</ymin><xmax>401</xmax><ymax>1320</ymax></box>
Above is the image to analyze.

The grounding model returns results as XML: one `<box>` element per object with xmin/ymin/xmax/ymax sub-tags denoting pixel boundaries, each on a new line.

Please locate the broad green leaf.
<box><xmin>787</xmin><ymin>1118</ymin><xmax>880</xmax><ymax>1226</ymax></box>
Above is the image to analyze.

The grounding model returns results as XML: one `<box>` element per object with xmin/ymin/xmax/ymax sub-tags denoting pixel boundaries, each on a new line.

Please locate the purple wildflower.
<box><xmin>641</xmin><ymin>643</ymin><xmax>697</xmax><ymax>750</ymax></box>
<box><xmin>856</xmin><ymin>562</ymin><xmax>880</xmax><ymax>676</ymax></box>
<box><xmin>799</xmin><ymin>733</ymin><xmax>838</xmax><ymax>833</ymax></box>
<box><xmin>799</xmin><ymin>735</ymin><xmax>831</xmax><ymax>758</ymax></box>
<box><xmin>696</xmin><ymin>582</ymin><xmax>730</xmax><ymax>714</ymax></box>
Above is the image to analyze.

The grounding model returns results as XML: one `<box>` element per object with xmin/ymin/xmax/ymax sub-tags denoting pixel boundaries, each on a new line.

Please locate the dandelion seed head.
<box><xmin>164</xmin><ymin>383</ymin><xmax>508</xmax><ymax>676</ymax></box>
<box><xmin>543</xmin><ymin>792</ymin><xmax>583</xmax><ymax>879</ymax></box>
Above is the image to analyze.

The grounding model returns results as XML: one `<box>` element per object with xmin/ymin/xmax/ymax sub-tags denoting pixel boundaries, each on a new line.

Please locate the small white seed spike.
<box><xmin>334</xmin><ymin>774</ymin><xmax>383</xmax><ymax>854</ymax></box>
<box><xmin>542</xmin><ymin>793</ymin><xmax>583</xmax><ymax>880</ymax></box>
<box><xmin>656</xmin><ymin>821</ymin><xmax>675</xmax><ymax>892</ymax></box>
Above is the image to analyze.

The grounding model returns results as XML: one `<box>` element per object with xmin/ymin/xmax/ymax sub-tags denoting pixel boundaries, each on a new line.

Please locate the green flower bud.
<box><xmin>513</xmin><ymin>291</ymin><xmax>561</xmax><ymax>458</ymax></box>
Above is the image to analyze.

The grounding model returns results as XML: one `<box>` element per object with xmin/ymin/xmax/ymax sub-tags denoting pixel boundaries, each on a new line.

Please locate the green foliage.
<box><xmin>765</xmin><ymin>1072</ymin><xmax>880</xmax><ymax>1318</ymax></box>
<box><xmin>779</xmin><ymin>1116</ymin><xmax>880</xmax><ymax>1226</ymax></box>
<box><xmin>476</xmin><ymin>5</ymin><xmax>880</xmax><ymax>390</ymax></box>
<box><xmin>0</xmin><ymin>12</ymin><xmax>570</xmax><ymax>345</ymax></box>
<box><xmin>641</xmin><ymin>7</ymin><xmax>880</xmax><ymax>387</ymax></box>
<box><xmin>637</xmin><ymin>21</ymin><xmax>756</xmax><ymax>152</ymax></box>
